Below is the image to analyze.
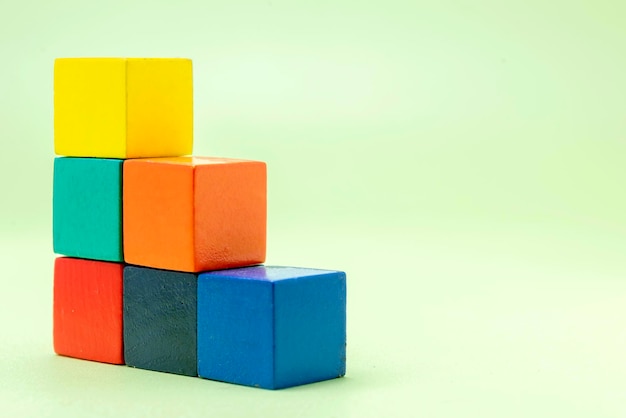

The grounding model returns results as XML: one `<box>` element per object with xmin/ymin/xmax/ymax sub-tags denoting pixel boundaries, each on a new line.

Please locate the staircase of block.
<box><xmin>52</xmin><ymin>58</ymin><xmax>347</xmax><ymax>389</ymax></box>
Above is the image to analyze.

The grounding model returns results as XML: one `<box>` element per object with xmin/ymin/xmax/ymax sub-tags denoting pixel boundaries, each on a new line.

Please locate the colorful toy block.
<box><xmin>53</xmin><ymin>257</ymin><xmax>124</xmax><ymax>364</ymax></box>
<box><xmin>123</xmin><ymin>266</ymin><xmax>197</xmax><ymax>376</ymax></box>
<box><xmin>197</xmin><ymin>266</ymin><xmax>346</xmax><ymax>389</ymax></box>
<box><xmin>54</xmin><ymin>58</ymin><xmax>193</xmax><ymax>158</ymax></box>
<box><xmin>53</xmin><ymin>157</ymin><xmax>123</xmax><ymax>262</ymax></box>
<box><xmin>123</xmin><ymin>157</ymin><xmax>266</xmax><ymax>272</ymax></box>
<box><xmin>51</xmin><ymin>56</ymin><xmax>347</xmax><ymax>389</ymax></box>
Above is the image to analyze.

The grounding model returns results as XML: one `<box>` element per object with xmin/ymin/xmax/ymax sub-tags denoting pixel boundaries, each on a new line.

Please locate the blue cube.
<box><xmin>197</xmin><ymin>266</ymin><xmax>346</xmax><ymax>389</ymax></box>
<box><xmin>53</xmin><ymin>157</ymin><xmax>123</xmax><ymax>262</ymax></box>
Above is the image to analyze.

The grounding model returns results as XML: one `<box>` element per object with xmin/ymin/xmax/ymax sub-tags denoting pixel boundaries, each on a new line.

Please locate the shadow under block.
<box><xmin>53</xmin><ymin>257</ymin><xmax>124</xmax><ymax>364</ymax></box>
<box><xmin>123</xmin><ymin>157</ymin><xmax>266</xmax><ymax>272</ymax></box>
<box><xmin>54</xmin><ymin>58</ymin><xmax>193</xmax><ymax>158</ymax></box>
<box><xmin>123</xmin><ymin>266</ymin><xmax>197</xmax><ymax>376</ymax></box>
<box><xmin>197</xmin><ymin>266</ymin><xmax>347</xmax><ymax>389</ymax></box>
<box><xmin>53</xmin><ymin>157</ymin><xmax>123</xmax><ymax>262</ymax></box>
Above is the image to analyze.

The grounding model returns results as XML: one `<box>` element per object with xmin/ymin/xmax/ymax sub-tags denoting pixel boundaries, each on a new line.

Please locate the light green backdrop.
<box><xmin>1</xmin><ymin>1</ymin><xmax>626</xmax><ymax>416</ymax></box>
<box><xmin>2</xmin><ymin>0</ymin><xmax>625</xmax><ymax>234</ymax></box>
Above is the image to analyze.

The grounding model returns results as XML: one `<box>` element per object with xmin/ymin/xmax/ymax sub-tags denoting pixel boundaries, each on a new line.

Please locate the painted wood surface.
<box><xmin>53</xmin><ymin>157</ymin><xmax>123</xmax><ymax>262</ymax></box>
<box><xmin>197</xmin><ymin>266</ymin><xmax>346</xmax><ymax>389</ymax></box>
<box><xmin>123</xmin><ymin>157</ymin><xmax>266</xmax><ymax>272</ymax></box>
<box><xmin>54</xmin><ymin>58</ymin><xmax>192</xmax><ymax>158</ymax></box>
<box><xmin>123</xmin><ymin>266</ymin><xmax>198</xmax><ymax>376</ymax></box>
<box><xmin>53</xmin><ymin>257</ymin><xmax>124</xmax><ymax>364</ymax></box>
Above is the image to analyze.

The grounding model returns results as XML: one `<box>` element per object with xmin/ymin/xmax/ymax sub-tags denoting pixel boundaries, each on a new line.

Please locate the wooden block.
<box><xmin>197</xmin><ymin>266</ymin><xmax>346</xmax><ymax>389</ymax></box>
<box><xmin>53</xmin><ymin>257</ymin><xmax>124</xmax><ymax>364</ymax></box>
<box><xmin>54</xmin><ymin>58</ymin><xmax>193</xmax><ymax>158</ymax></box>
<box><xmin>123</xmin><ymin>266</ymin><xmax>197</xmax><ymax>376</ymax></box>
<box><xmin>53</xmin><ymin>157</ymin><xmax>123</xmax><ymax>262</ymax></box>
<box><xmin>123</xmin><ymin>157</ymin><xmax>266</xmax><ymax>272</ymax></box>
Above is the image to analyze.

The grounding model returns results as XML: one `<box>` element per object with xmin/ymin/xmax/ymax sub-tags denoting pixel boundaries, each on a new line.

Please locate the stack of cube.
<box><xmin>52</xmin><ymin>58</ymin><xmax>346</xmax><ymax>389</ymax></box>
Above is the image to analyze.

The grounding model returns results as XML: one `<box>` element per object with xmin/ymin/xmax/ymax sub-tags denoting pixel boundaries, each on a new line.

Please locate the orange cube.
<box><xmin>123</xmin><ymin>157</ymin><xmax>266</xmax><ymax>272</ymax></box>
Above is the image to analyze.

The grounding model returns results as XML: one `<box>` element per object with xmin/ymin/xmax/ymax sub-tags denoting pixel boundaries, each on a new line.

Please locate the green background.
<box><xmin>1</xmin><ymin>0</ymin><xmax>626</xmax><ymax>416</ymax></box>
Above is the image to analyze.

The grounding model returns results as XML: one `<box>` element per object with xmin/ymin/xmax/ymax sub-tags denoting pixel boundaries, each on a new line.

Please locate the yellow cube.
<box><xmin>54</xmin><ymin>58</ymin><xmax>193</xmax><ymax>158</ymax></box>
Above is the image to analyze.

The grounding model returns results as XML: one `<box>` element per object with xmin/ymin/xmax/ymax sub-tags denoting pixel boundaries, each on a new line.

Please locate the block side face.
<box><xmin>123</xmin><ymin>160</ymin><xmax>194</xmax><ymax>271</ymax></box>
<box><xmin>53</xmin><ymin>257</ymin><xmax>124</xmax><ymax>364</ymax></box>
<box><xmin>54</xmin><ymin>58</ymin><xmax>127</xmax><ymax>158</ymax></box>
<box><xmin>273</xmin><ymin>272</ymin><xmax>347</xmax><ymax>388</ymax></box>
<box><xmin>123</xmin><ymin>266</ymin><xmax>197</xmax><ymax>376</ymax></box>
<box><xmin>194</xmin><ymin>161</ymin><xmax>266</xmax><ymax>271</ymax></box>
<box><xmin>197</xmin><ymin>275</ymin><xmax>274</xmax><ymax>388</ymax></box>
<box><xmin>126</xmin><ymin>59</ymin><xmax>193</xmax><ymax>158</ymax></box>
<box><xmin>53</xmin><ymin>158</ymin><xmax>123</xmax><ymax>261</ymax></box>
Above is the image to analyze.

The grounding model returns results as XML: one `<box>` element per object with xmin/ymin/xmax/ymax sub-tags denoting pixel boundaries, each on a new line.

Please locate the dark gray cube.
<box><xmin>123</xmin><ymin>266</ymin><xmax>197</xmax><ymax>376</ymax></box>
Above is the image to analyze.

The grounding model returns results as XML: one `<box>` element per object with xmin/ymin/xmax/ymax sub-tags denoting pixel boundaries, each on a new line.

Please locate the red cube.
<box><xmin>53</xmin><ymin>257</ymin><xmax>124</xmax><ymax>364</ymax></box>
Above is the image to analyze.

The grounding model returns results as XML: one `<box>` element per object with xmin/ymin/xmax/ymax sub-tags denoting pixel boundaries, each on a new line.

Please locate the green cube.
<box><xmin>53</xmin><ymin>157</ymin><xmax>123</xmax><ymax>262</ymax></box>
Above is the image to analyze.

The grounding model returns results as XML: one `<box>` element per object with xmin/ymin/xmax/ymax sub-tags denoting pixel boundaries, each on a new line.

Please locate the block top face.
<box><xmin>200</xmin><ymin>266</ymin><xmax>345</xmax><ymax>282</ymax></box>
<box><xmin>55</xmin><ymin>57</ymin><xmax>191</xmax><ymax>62</ymax></box>
<box><xmin>130</xmin><ymin>156</ymin><xmax>263</xmax><ymax>167</ymax></box>
<box><xmin>54</xmin><ymin>57</ymin><xmax>192</xmax><ymax>159</ymax></box>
